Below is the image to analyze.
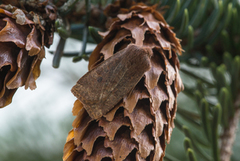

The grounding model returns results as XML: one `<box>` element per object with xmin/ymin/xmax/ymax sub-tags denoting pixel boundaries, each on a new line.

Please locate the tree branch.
<box><xmin>220</xmin><ymin>92</ymin><xmax>240</xmax><ymax>161</ymax></box>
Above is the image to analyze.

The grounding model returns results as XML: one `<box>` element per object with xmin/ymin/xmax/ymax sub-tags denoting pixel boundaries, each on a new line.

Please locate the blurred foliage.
<box><xmin>1</xmin><ymin>0</ymin><xmax>240</xmax><ymax>161</ymax></box>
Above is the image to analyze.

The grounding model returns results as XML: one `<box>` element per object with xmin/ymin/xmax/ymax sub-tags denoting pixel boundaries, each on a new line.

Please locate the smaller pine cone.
<box><xmin>0</xmin><ymin>3</ymin><xmax>57</xmax><ymax>108</ymax></box>
<box><xmin>64</xmin><ymin>3</ymin><xmax>183</xmax><ymax>161</ymax></box>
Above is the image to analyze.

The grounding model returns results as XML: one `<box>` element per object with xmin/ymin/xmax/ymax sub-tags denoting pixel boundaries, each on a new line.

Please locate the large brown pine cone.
<box><xmin>0</xmin><ymin>2</ymin><xmax>56</xmax><ymax>108</ymax></box>
<box><xmin>63</xmin><ymin>3</ymin><xmax>183</xmax><ymax>161</ymax></box>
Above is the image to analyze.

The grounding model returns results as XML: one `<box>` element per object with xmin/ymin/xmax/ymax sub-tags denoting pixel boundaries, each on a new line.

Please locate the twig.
<box><xmin>220</xmin><ymin>92</ymin><xmax>240</xmax><ymax>161</ymax></box>
<box><xmin>52</xmin><ymin>37</ymin><xmax>66</xmax><ymax>68</ymax></box>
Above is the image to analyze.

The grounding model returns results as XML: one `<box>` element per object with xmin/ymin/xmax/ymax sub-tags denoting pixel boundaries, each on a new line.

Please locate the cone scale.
<box><xmin>63</xmin><ymin>3</ymin><xmax>183</xmax><ymax>161</ymax></box>
<box><xmin>0</xmin><ymin>1</ymin><xmax>56</xmax><ymax>107</ymax></box>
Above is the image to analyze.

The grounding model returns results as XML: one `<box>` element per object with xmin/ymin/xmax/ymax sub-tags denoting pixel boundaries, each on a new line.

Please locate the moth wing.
<box><xmin>71</xmin><ymin>44</ymin><xmax>152</xmax><ymax>119</ymax></box>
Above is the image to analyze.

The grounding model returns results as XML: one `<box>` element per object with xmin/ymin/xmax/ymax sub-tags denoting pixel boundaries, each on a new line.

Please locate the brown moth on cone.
<box><xmin>71</xmin><ymin>44</ymin><xmax>153</xmax><ymax>119</ymax></box>
<box><xmin>63</xmin><ymin>2</ymin><xmax>184</xmax><ymax>161</ymax></box>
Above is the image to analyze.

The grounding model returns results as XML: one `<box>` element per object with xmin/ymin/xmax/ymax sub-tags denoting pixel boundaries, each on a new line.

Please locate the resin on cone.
<box><xmin>0</xmin><ymin>2</ymin><xmax>57</xmax><ymax>108</ymax></box>
<box><xmin>64</xmin><ymin>2</ymin><xmax>183</xmax><ymax>161</ymax></box>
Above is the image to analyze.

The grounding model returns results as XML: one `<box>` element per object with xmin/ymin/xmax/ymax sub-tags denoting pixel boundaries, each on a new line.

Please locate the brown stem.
<box><xmin>220</xmin><ymin>96</ymin><xmax>240</xmax><ymax>161</ymax></box>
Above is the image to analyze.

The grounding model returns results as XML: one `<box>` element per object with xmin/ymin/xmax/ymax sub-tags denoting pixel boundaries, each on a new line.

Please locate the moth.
<box><xmin>71</xmin><ymin>44</ymin><xmax>153</xmax><ymax>119</ymax></box>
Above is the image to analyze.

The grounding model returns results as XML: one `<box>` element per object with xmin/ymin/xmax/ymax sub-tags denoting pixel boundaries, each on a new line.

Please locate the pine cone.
<box><xmin>0</xmin><ymin>2</ymin><xmax>57</xmax><ymax>108</ymax></box>
<box><xmin>63</xmin><ymin>3</ymin><xmax>183</xmax><ymax>161</ymax></box>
